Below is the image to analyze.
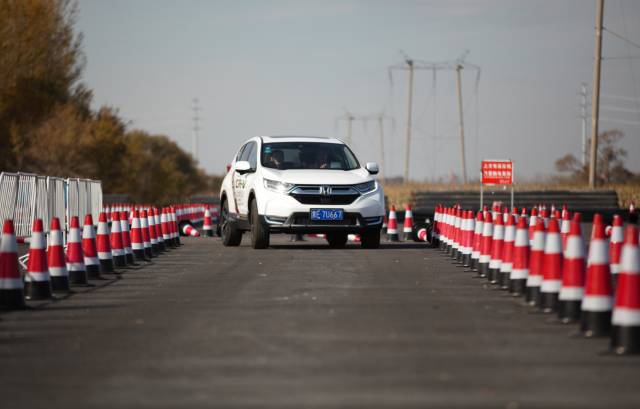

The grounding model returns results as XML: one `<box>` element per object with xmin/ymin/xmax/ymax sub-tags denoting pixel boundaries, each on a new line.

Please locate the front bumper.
<box><xmin>261</xmin><ymin>213</ymin><xmax>383</xmax><ymax>234</ymax></box>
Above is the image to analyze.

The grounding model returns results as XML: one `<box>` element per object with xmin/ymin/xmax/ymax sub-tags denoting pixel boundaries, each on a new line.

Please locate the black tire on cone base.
<box><xmin>25</xmin><ymin>281</ymin><xmax>52</xmax><ymax>300</ymax></box>
<box><xmin>581</xmin><ymin>311</ymin><xmax>611</xmax><ymax>337</ymax></box>
<box><xmin>540</xmin><ymin>292</ymin><xmax>559</xmax><ymax>313</ymax></box>
<box><xmin>509</xmin><ymin>279</ymin><xmax>526</xmax><ymax>296</ymax></box>
<box><xmin>86</xmin><ymin>264</ymin><xmax>102</xmax><ymax>279</ymax></box>
<box><xmin>498</xmin><ymin>272</ymin><xmax>510</xmax><ymax>290</ymax></box>
<box><xmin>558</xmin><ymin>300</ymin><xmax>582</xmax><ymax>323</ymax></box>
<box><xmin>488</xmin><ymin>268</ymin><xmax>499</xmax><ymax>284</ymax></box>
<box><xmin>525</xmin><ymin>286</ymin><xmax>541</xmax><ymax>306</ymax></box>
<box><xmin>478</xmin><ymin>262</ymin><xmax>489</xmax><ymax>278</ymax></box>
<box><xmin>100</xmin><ymin>259</ymin><xmax>114</xmax><ymax>273</ymax></box>
<box><xmin>611</xmin><ymin>325</ymin><xmax>640</xmax><ymax>355</ymax></box>
<box><xmin>0</xmin><ymin>289</ymin><xmax>26</xmax><ymax>310</ymax></box>
<box><xmin>69</xmin><ymin>270</ymin><xmax>88</xmax><ymax>285</ymax></box>
<box><xmin>51</xmin><ymin>276</ymin><xmax>70</xmax><ymax>293</ymax></box>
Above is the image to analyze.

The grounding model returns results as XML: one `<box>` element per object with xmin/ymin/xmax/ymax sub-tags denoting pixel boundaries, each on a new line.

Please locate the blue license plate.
<box><xmin>310</xmin><ymin>208</ymin><xmax>344</xmax><ymax>221</ymax></box>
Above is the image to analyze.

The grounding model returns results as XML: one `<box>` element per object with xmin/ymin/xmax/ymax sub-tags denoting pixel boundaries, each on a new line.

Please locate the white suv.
<box><xmin>218</xmin><ymin>136</ymin><xmax>385</xmax><ymax>249</ymax></box>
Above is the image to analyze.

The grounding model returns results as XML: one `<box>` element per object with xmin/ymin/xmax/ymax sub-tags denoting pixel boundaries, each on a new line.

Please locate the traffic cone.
<box><xmin>488</xmin><ymin>214</ymin><xmax>504</xmax><ymax>284</ymax></box>
<box><xmin>462</xmin><ymin>210</ymin><xmax>475</xmax><ymax>267</ymax></box>
<box><xmin>386</xmin><ymin>206</ymin><xmax>399</xmax><ymax>242</ymax></box>
<box><xmin>147</xmin><ymin>210</ymin><xmax>159</xmax><ymax>255</ymax></box>
<box><xmin>560</xmin><ymin>208</ymin><xmax>571</xmax><ymax>250</ymax></box>
<box><xmin>130</xmin><ymin>210</ymin><xmax>148</xmax><ymax>261</ymax></box>
<box><xmin>119</xmin><ymin>211</ymin><xmax>136</xmax><ymax>265</ymax></box>
<box><xmin>153</xmin><ymin>208</ymin><xmax>166</xmax><ymax>252</ymax></box>
<box><xmin>203</xmin><ymin>206</ymin><xmax>214</xmax><ymax>237</ymax></box>
<box><xmin>416</xmin><ymin>226</ymin><xmax>428</xmax><ymax>242</ymax></box>
<box><xmin>66</xmin><ymin>216</ymin><xmax>88</xmax><ymax>285</ymax></box>
<box><xmin>97</xmin><ymin>212</ymin><xmax>114</xmax><ymax>273</ymax></box>
<box><xmin>110</xmin><ymin>212</ymin><xmax>126</xmax><ymax>268</ymax></box>
<box><xmin>510</xmin><ymin>217</ymin><xmax>530</xmax><ymax>296</ymax></box>
<box><xmin>610</xmin><ymin>215</ymin><xmax>624</xmax><ymax>276</ymax></box>
<box><xmin>182</xmin><ymin>223</ymin><xmax>200</xmax><ymax>237</ymax></box>
<box><xmin>434</xmin><ymin>205</ymin><xmax>442</xmax><ymax>246</ymax></box>
<box><xmin>449</xmin><ymin>208</ymin><xmax>459</xmax><ymax>260</ymax></box>
<box><xmin>48</xmin><ymin>217</ymin><xmax>70</xmax><ymax>292</ymax></box>
<box><xmin>0</xmin><ymin>219</ymin><xmax>25</xmax><ymax>309</ymax></box>
<box><xmin>140</xmin><ymin>210</ymin><xmax>154</xmax><ymax>258</ymax></box>
<box><xmin>478</xmin><ymin>212</ymin><xmax>493</xmax><ymax>278</ymax></box>
<box><xmin>25</xmin><ymin>218</ymin><xmax>52</xmax><ymax>300</ymax></box>
<box><xmin>558</xmin><ymin>213</ymin><xmax>586</xmax><ymax>323</ymax></box>
<box><xmin>171</xmin><ymin>207</ymin><xmax>182</xmax><ymax>246</ymax></box>
<box><xmin>581</xmin><ymin>214</ymin><xmax>613</xmax><ymax>337</ymax></box>
<box><xmin>540</xmin><ymin>218</ymin><xmax>563</xmax><ymax>312</ymax></box>
<box><xmin>82</xmin><ymin>214</ymin><xmax>101</xmax><ymax>279</ymax></box>
<box><xmin>437</xmin><ymin>205</ymin><xmax>447</xmax><ymax>250</ymax></box>
<box><xmin>160</xmin><ymin>208</ymin><xmax>173</xmax><ymax>249</ymax></box>
<box><xmin>528</xmin><ymin>207</ymin><xmax>538</xmax><ymax>242</ymax></box>
<box><xmin>499</xmin><ymin>214</ymin><xmax>516</xmax><ymax>290</ymax></box>
<box><xmin>525</xmin><ymin>218</ymin><xmax>546</xmax><ymax>306</ymax></box>
<box><xmin>610</xmin><ymin>224</ymin><xmax>640</xmax><ymax>354</ymax></box>
<box><xmin>444</xmin><ymin>207</ymin><xmax>453</xmax><ymax>254</ymax></box>
<box><xmin>469</xmin><ymin>210</ymin><xmax>484</xmax><ymax>271</ymax></box>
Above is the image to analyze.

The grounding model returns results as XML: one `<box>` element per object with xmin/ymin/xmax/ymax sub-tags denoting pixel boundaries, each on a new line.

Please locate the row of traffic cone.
<box><xmin>433</xmin><ymin>203</ymin><xmax>640</xmax><ymax>355</ymax></box>
<box><xmin>384</xmin><ymin>204</ymin><xmax>414</xmax><ymax>241</ymax></box>
<box><xmin>0</xmin><ymin>206</ymin><xmax>183</xmax><ymax>310</ymax></box>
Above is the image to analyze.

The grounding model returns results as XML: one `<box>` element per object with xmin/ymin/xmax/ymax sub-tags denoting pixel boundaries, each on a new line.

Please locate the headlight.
<box><xmin>354</xmin><ymin>180</ymin><xmax>376</xmax><ymax>193</ymax></box>
<box><xmin>263</xmin><ymin>178</ymin><xmax>294</xmax><ymax>193</ymax></box>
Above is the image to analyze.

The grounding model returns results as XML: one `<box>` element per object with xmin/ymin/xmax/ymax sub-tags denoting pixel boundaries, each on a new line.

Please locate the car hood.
<box><xmin>261</xmin><ymin>168</ymin><xmax>372</xmax><ymax>185</ymax></box>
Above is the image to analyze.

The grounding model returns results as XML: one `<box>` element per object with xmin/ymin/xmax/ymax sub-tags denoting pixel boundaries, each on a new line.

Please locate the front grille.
<box><xmin>289</xmin><ymin>185</ymin><xmax>360</xmax><ymax>205</ymax></box>
<box><xmin>291</xmin><ymin>194</ymin><xmax>359</xmax><ymax>205</ymax></box>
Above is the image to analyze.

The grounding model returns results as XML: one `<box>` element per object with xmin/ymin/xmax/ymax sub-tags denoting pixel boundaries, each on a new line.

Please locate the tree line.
<box><xmin>0</xmin><ymin>0</ymin><xmax>220</xmax><ymax>204</ymax></box>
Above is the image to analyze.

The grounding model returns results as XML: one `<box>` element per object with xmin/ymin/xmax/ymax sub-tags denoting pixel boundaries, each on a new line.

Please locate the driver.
<box><xmin>316</xmin><ymin>148</ymin><xmax>330</xmax><ymax>169</ymax></box>
<box><xmin>268</xmin><ymin>150</ymin><xmax>284</xmax><ymax>169</ymax></box>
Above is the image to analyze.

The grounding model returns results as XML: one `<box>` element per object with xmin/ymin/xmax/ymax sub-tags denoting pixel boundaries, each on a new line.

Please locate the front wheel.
<box><xmin>360</xmin><ymin>230</ymin><xmax>381</xmax><ymax>249</ymax></box>
<box><xmin>220</xmin><ymin>199</ymin><xmax>243</xmax><ymax>247</ymax></box>
<box><xmin>250</xmin><ymin>199</ymin><xmax>270</xmax><ymax>249</ymax></box>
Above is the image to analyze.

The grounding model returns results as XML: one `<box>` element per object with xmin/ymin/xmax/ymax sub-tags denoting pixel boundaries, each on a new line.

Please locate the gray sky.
<box><xmin>76</xmin><ymin>0</ymin><xmax>640</xmax><ymax>180</ymax></box>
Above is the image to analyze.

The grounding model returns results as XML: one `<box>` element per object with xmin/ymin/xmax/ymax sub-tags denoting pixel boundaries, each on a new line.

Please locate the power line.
<box><xmin>603</xmin><ymin>26</ymin><xmax>640</xmax><ymax>50</ymax></box>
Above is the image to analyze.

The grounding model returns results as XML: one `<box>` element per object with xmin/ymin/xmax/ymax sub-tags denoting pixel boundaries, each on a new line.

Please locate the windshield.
<box><xmin>260</xmin><ymin>142</ymin><xmax>360</xmax><ymax>170</ymax></box>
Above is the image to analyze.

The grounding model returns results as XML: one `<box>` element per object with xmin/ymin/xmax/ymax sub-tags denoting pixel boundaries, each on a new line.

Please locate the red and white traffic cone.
<box><xmin>453</xmin><ymin>208</ymin><xmax>464</xmax><ymax>263</ymax></box>
<box><xmin>499</xmin><ymin>214</ymin><xmax>516</xmax><ymax>290</ymax></box>
<box><xmin>510</xmin><ymin>217</ymin><xmax>530</xmax><ymax>296</ymax></box>
<box><xmin>416</xmin><ymin>226</ymin><xmax>428</xmax><ymax>242</ymax></box>
<box><xmin>558</xmin><ymin>213</ymin><xmax>586</xmax><ymax>323</ymax></box>
<box><xmin>110</xmin><ymin>212</ymin><xmax>126</xmax><ymax>268</ymax></box>
<box><xmin>469</xmin><ymin>211</ymin><xmax>484</xmax><ymax>271</ymax></box>
<box><xmin>182</xmin><ymin>223</ymin><xmax>200</xmax><ymax>237</ymax></box>
<box><xmin>120</xmin><ymin>211</ymin><xmax>136</xmax><ymax>265</ymax></box>
<box><xmin>97</xmin><ymin>212</ymin><xmax>114</xmax><ymax>273</ymax></box>
<box><xmin>528</xmin><ymin>207</ymin><xmax>538</xmax><ymax>242</ymax></box>
<box><xmin>525</xmin><ymin>218</ymin><xmax>546</xmax><ymax>306</ymax></box>
<box><xmin>147</xmin><ymin>210</ymin><xmax>159</xmax><ymax>255</ymax></box>
<box><xmin>440</xmin><ymin>207</ymin><xmax>450</xmax><ymax>251</ymax></box>
<box><xmin>153</xmin><ymin>208</ymin><xmax>166</xmax><ymax>252</ymax></box>
<box><xmin>130</xmin><ymin>210</ymin><xmax>148</xmax><ymax>261</ymax></box>
<box><xmin>203</xmin><ymin>207</ymin><xmax>214</xmax><ymax>237</ymax></box>
<box><xmin>386</xmin><ymin>206</ymin><xmax>399</xmax><ymax>242</ymax></box>
<box><xmin>540</xmin><ymin>218</ymin><xmax>563</xmax><ymax>312</ymax></box>
<box><xmin>610</xmin><ymin>215</ymin><xmax>624</xmax><ymax>276</ymax></box>
<box><xmin>478</xmin><ymin>213</ymin><xmax>493</xmax><ymax>278</ymax></box>
<box><xmin>66</xmin><ymin>216</ymin><xmax>88</xmax><ymax>285</ymax></box>
<box><xmin>171</xmin><ymin>207</ymin><xmax>181</xmax><ymax>246</ymax></box>
<box><xmin>610</xmin><ymin>224</ymin><xmax>640</xmax><ymax>354</ymax></box>
<box><xmin>48</xmin><ymin>217</ymin><xmax>70</xmax><ymax>292</ymax></box>
<box><xmin>0</xmin><ymin>219</ymin><xmax>25</xmax><ymax>309</ymax></box>
<box><xmin>82</xmin><ymin>214</ymin><xmax>101</xmax><ymax>279</ymax></box>
<box><xmin>461</xmin><ymin>210</ymin><xmax>475</xmax><ymax>267</ymax></box>
<box><xmin>560</xmin><ymin>208</ymin><xmax>571</xmax><ymax>249</ymax></box>
<box><xmin>488</xmin><ymin>214</ymin><xmax>504</xmax><ymax>284</ymax></box>
<box><xmin>160</xmin><ymin>208</ymin><xmax>173</xmax><ymax>249</ymax></box>
<box><xmin>581</xmin><ymin>214</ymin><xmax>613</xmax><ymax>337</ymax></box>
<box><xmin>140</xmin><ymin>210</ymin><xmax>154</xmax><ymax>258</ymax></box>
<box><xmin>24</xmin><ymin>219</ymin><xmax>52</xmax><ymax>300</ymax></box>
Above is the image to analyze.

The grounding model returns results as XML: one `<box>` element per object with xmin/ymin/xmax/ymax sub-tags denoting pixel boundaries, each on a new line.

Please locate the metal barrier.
<box><xmin>0</xmin><ymin>172</ymin><xmax>102</xmax><ymax>238</ymax></box>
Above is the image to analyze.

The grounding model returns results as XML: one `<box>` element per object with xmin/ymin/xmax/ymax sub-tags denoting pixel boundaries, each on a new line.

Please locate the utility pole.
<box><xmin>403</xmin><ymin>59</ymin><xmax>414</xmax><ymax>182</ymax></box>
<box><xmin>192</xmin><ymin>98</ymin><xmax>201</xmax><ymax>162</ymax></box>
<box><xmin>589</xmin><ymin>0</ymin><xmax>604</xmax><ymax>188</ymax></box>
<box><xmin>378</xmin><ymin>115</ymin><xmax>386</xmax><ymax>180</ymax></box>
<box><xmin>335</xmin><ymin>111</ymin><xmax>355</xmax><ymax>146</ymax></box>
<box><xmin>455</xmin><ymin>64</ymin><xmax>468</xmax><ymax>184</ymax></box>
<box><xmin>580</xmin><ymin>83</ymin><xmax>588</xmax><ymax>166</ymax></box>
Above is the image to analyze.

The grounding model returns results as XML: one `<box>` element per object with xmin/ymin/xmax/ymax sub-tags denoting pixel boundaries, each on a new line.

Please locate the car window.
<box><xmin>247</xmin><ymin>143</ymin><xmax>258</xmax><ymax>170</ymax></box>
<box><xmin>240</xmin><ymin>141</ymin><xmax>255</xmax><ymax>162</ymax></box>
<box><xmin>236</xmin><ymin>144</ymin><xmax>248</xmax><ymax>162</ymax></box>
<box><xmin>261</xmin><ymin>142</ymin><xmax>359</xmax><ymax>170</ymax></box>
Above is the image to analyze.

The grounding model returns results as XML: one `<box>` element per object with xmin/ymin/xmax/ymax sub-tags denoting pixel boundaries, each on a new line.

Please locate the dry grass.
<box><xmin>381</xmin><ymin>181</ymin><xmax>640</xmax><ymax>209</ymax></box>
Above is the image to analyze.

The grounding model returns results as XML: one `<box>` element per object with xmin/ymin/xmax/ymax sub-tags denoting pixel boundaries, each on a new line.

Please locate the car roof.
<box><xmin>258</xmin><ymin>135</ymin><xmax>345</xmax><ymax>145</ymax></box>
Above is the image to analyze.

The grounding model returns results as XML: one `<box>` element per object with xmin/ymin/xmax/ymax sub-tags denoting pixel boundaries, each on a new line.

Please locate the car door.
<box><xmin>239</xmin><ymin>141</ymin><xmax>259</xmax><ymax>216</ymax></box>
<box><xmin>231</xmin><ymin>143</ymin><xmax>249</xmax><ymax>215</ymax></box>
<box><xmin>232</xmin><ymin>141</ymin><xmax>256</xmax><ymax>217</ymax></box>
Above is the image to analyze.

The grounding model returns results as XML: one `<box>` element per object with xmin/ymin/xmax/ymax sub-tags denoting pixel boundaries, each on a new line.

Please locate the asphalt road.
<box><xmin>1</xmin><ymin>235</ymin><xmax>639</xmax><ymax>408</ymax></box>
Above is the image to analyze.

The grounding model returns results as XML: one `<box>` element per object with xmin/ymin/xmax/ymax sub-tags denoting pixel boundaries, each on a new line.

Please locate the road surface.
<box><xmin>1</xmin><ymin>236</ymin><xmax>639</xmax><ymax>408</ymax></box>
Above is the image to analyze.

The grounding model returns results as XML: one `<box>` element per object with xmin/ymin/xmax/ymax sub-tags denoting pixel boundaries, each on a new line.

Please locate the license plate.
<box><xmin>310</xmin><ymin>208</ymin><xmax>344</xmax><ymax>221</ymax></box>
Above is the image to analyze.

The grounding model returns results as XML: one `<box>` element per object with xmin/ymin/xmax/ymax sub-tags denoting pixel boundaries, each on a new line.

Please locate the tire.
<box><xmin>360</xmin><ymin>230</ymin><xmax>381</xmax><ymax>249</ymax></box>
<box><xmin>250</xmin><ymin>199</ymin><xmax>270</xmax><ymax>249</ymax></box>
<box><xmin>326</xmin><ymin>232</ymin><xmax>348</xmax><ymax>248</ymax></box>
<box><xmin>220</xmin><ymin>199</ymin><xmax>242</xmax><ymax>247</ymax></box>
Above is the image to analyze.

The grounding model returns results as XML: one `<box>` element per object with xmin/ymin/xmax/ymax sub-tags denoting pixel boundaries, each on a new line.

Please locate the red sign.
<box><xmin>482</xmin><ymin>160</ymin><xmax>513</xmax><ymax>185</ymax></box>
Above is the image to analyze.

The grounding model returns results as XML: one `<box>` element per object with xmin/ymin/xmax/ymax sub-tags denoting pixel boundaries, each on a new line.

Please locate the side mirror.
<box><xmin>235</xmin><ymin>161</ymin><xmax>252</xmax><ymax>174</ymax></box>
<box><xmin>365</xmin><ymin>162</ymin><xmax>379</xmax><ymax>175</ymax></box>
